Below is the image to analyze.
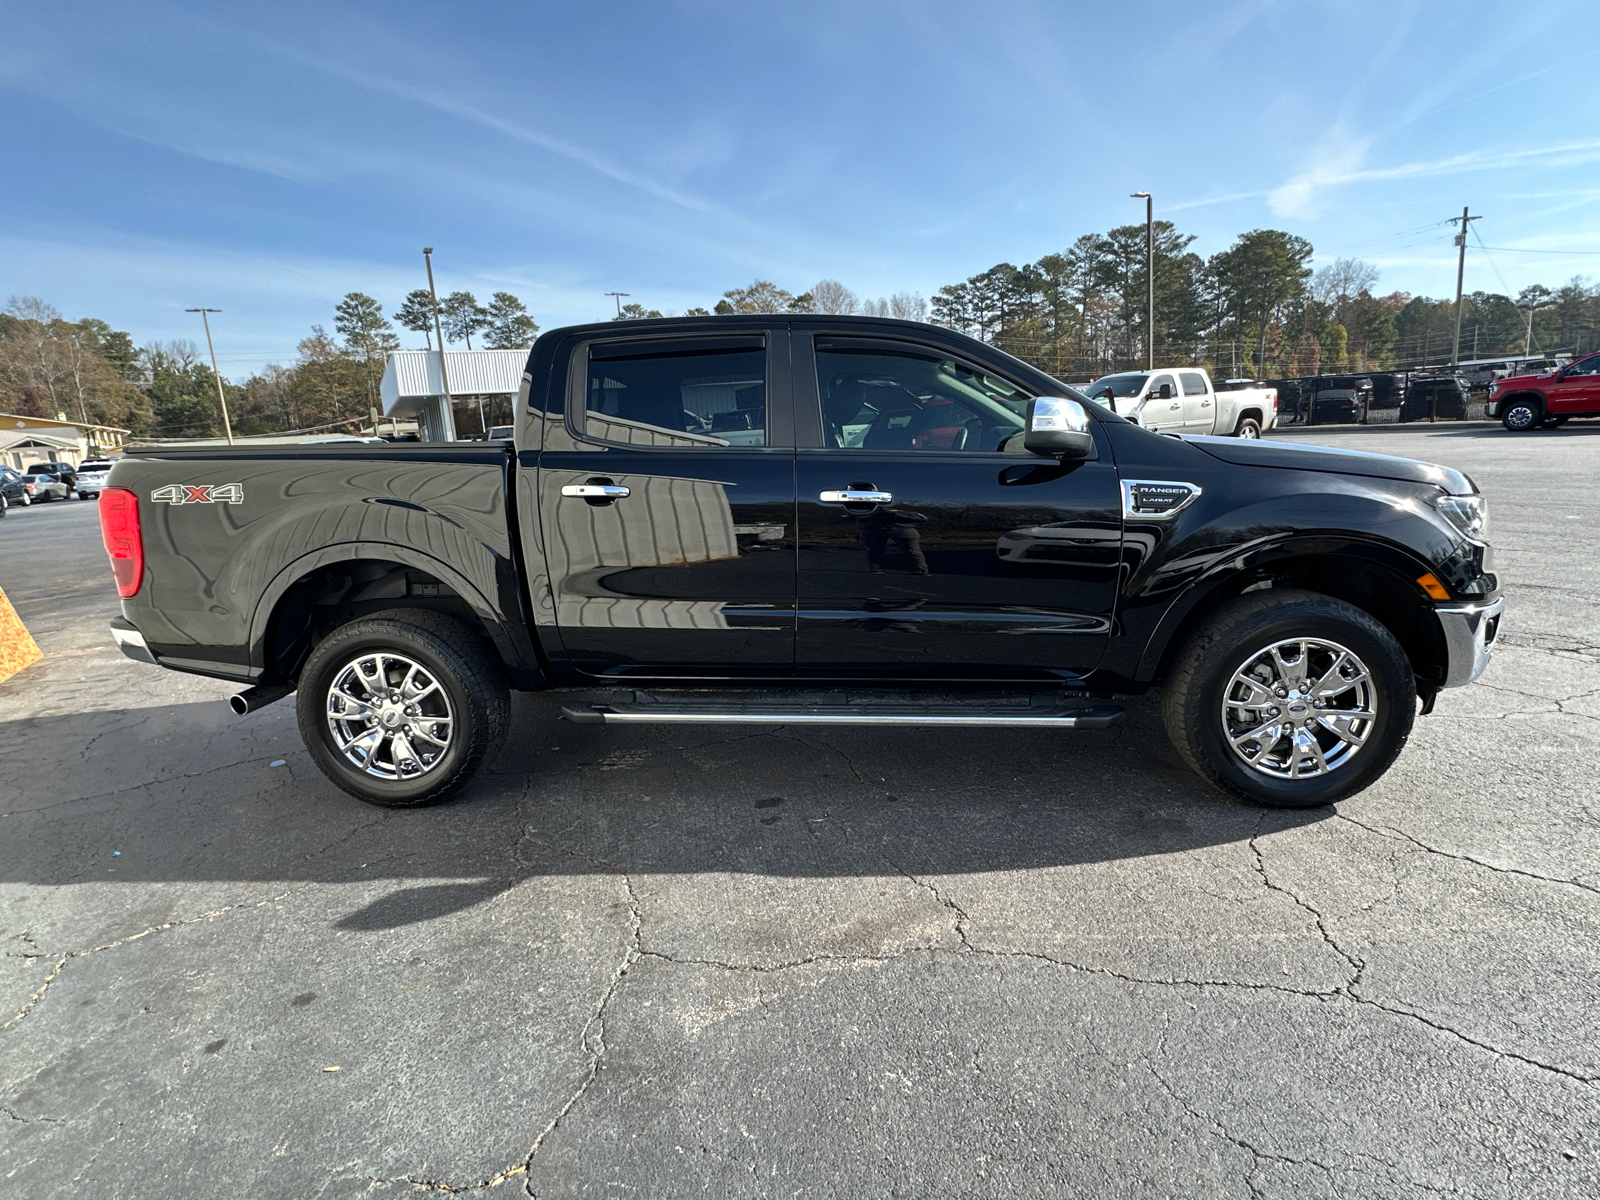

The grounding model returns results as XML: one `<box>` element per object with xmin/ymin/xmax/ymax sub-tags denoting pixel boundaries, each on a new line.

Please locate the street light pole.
<box><xmin>605</xmin><ymin>292</ymin><xmax>630</xmax><ymax>318</ymax></box>
<box><xmin>1447</xmin><ymin>206</ymin><xmax>1479</xmax><ymax>367</ymax></box>
<box><xmin>185</xmin><ymin>308</ymin><xmax>234</xmax><ymax>444</ymax></box>
<box><xmin>423</xmin><ymin>248</ymin><xmax>456</xmax><ymax>440</ymax></box>
<box><xmin>1131</xmin><ymin>192</ymin><xmax>1153</xmax><ymax>370</ymax></box>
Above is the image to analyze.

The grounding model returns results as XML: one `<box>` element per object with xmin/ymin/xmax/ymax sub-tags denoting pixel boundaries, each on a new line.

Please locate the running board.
<box><xmin>561</xmin><ymin>690</ymin><xmax>1125</xmax><ymax>729</ymax></box>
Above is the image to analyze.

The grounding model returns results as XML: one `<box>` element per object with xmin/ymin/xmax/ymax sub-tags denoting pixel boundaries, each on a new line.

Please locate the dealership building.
<box><xmin>379</xmin><ymin>350</ymin><xmax>528</xmax><ymax>441</ymax></box>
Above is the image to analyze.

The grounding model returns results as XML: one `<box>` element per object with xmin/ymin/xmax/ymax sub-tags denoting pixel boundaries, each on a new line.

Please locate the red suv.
<box><xmin>1488</xmin><ymin>352</ymin><xmax>1600</xmax><ymax>430</ymax></box>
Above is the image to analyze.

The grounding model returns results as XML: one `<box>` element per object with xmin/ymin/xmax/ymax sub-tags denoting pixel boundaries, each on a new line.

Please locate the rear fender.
<box><xmin>249</xmin><ymin>543</ymin><xmax>539</xmax><ymax>687</ymax></box>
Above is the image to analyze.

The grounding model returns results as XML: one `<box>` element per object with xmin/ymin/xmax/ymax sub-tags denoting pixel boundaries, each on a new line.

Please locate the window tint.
<box><xmin>1180</xmin><ymin>372</ymin><xmax>1209</xmax><ymax>396</ymax></box>
<box><xmin>1150</xmin><ymin>374</ymin><xmax>1176</xmax><ymax>397</ymax></box>
<box><xmin>816</xmin><ymin>345</ymin><xmax>1028</xmax><ymax>452</ymax></box>
<box><xmin>584</xmin><ymin>345</ymin><xmax>766</xmax><ymax>447</ymax></box>
<box><xmin>1566</xmin><ymin>355</ymin><xmax>1600</xmax><ymax>377</ymax></box>
<box><xmin>1089</xmin><ymin>373</ymin><xmax>1148</xmax><ymax>398</ymax></box>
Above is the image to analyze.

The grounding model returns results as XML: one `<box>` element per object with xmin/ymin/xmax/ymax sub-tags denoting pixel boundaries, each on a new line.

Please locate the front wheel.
<box><xmin>1234</xmin><ymin>417</ymin><xmax>1261</xmax><ymax>439</ymax></box>
<box><xmin>1501</xmin><ymin>398</ymin><xmax>1542</xmax><ymax>431</ymax></box>
<box><xmin>296</xmin><ymin>609</ymin><xmax>510</xmax><ymax>807</ymax></box>
<box><xmin>1162</xmin><ymin>590</ymin><xmax>1416</xmax><ymax>808</ymax></box>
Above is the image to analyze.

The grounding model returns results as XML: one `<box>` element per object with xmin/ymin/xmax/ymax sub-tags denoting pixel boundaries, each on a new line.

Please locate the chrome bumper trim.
<box><xmin>1436</xmin><ymin>597</ymin><xmax>1504</xmax><ymax>688</ymax></box>
<box><xmin>109</xmin><ymin>619</ymin><xmax>158</xmax><ymax>666</ymax></box>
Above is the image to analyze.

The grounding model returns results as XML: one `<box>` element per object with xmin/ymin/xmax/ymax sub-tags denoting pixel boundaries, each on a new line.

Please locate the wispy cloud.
<box><xmin>273</xmin><ymin>47</ymin><xmax>740</xmax><ymax>223</ymax></box>
<box><xmin>1268</xmin><ymin>137</ymin><xmax>1600</xmax><ymax>219</ymax></box>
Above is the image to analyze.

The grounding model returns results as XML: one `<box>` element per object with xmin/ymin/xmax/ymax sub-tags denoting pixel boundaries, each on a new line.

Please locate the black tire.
<box><xmin>1501</xmin><ymin>397</ymin><xmax>1542</xmax><ymax>431</ymax></box>
<box><xmin>1234</xmin><ymin>417</ymin><xmax>1261</xmax><ymax>439</ymax></box>
<box><xmin>296</xmin><ymin>608</ymin><xmax>510</xmax><ymax>807</ymax></box>
<box><xmin>0</xmin><ymin>495</ymin><xmax>7</xmax><ymax>517</ymax></box>
<box><xmin>1161</xmin><ymin>589</ymin><xmax>1416</xmax><ymax>809</ymax></box>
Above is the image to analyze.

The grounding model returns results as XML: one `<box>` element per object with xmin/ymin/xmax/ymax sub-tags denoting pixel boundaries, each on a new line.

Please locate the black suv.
<box><xmin>22</xmin><ymin>461</ymin><xmax>78</xmax><ymax>492</ymax></box>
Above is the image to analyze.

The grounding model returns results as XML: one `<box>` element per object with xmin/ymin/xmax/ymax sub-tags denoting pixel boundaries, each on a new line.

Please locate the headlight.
<box><xmin>1432</xmin><ymin>493</ymin><xmax>1489</xmax><ymax>542</ymax></box>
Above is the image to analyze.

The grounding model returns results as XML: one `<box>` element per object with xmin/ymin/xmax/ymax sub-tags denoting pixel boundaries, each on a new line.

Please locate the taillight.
<box><xmin>99</xmin><ymin>487</ymin><xmax>143</xmax><ymax>598</ymax></box>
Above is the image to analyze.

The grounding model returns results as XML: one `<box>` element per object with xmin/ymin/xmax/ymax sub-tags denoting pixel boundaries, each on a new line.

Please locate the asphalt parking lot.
<box><xmin>2</xmin><ymin>426</ymin><xmax>1598</xmax><ymax>1198</ymax></box>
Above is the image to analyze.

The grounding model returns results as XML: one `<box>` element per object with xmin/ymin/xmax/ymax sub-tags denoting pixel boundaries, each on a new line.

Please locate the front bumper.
<box><xmin>109</xmin><ymin>617</ymin><xmax>158</xmax><ymax>666</ymax></box>
<box><xmin>1436</xmin><ymin>597</ymin><xmax>1504</xmax><ymax>687</ymax></box>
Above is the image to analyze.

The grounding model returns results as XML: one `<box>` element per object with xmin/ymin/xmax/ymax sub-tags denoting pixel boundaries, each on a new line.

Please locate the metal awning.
<box><xmin>380</xmin><ymin>350</ymin><xmax>530</xmax><ymax>416</ymax></box>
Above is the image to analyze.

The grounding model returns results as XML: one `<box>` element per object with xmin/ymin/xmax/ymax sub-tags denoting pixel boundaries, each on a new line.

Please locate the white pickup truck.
<box><xmin>1083</xmin><ymin>369</ymin><xmax>1277</xmax><ymax>438</ymax></box>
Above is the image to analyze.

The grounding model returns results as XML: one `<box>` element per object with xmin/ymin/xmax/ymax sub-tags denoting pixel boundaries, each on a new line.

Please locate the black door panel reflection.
<box><xmin>796</xmin><ymin>453</ymin><xmax>1123</xmax><ymax>679</ymax></box>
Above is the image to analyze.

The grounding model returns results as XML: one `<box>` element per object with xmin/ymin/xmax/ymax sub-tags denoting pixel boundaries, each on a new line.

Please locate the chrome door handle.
<box><xmin>562</xmin><ymin>484</ymin><xmax>630</xmax><ymax>499</ymax></box>
<box><xmin>820</xmin><ymin>488</ymin><xmax>893</xmax><ymax>504</ymax></box>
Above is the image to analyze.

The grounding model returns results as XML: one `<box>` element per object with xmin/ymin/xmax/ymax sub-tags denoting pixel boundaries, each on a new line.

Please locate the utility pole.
<box><xmin>1447</xmin><ymin>207</ymin><xmax>1480</xmax><ymax>367</ymax></box>
<box><xmin>605</xmin><ymin>292</ymin><xmax>630</xmax><ymax>318</ymax></box>
<box><xmin>185</xmin><ymin>308</ymin><xmax>234</xmax><ymax>444</ymax></box>
<box><xmin>423</xmin><ymin>248</ymin><xmax>455</xmax><ymax>440</ymax></box>
<box><xmin>1519</xmin><ymin>295</ymin><xmax>1553</xmax><ymax>357</ymax></box>
<box><xmin>1131</xmin><ymin>192</ymin><xmax>1153</xmax><ymax>370</ymax></box>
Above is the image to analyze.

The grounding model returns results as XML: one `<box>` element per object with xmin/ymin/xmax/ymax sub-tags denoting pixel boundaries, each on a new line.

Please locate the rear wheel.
<box><xmin>1234</xmin><ymin>417</ymin><xmax>1261</xmax><ymax>439</ymax></box>
<box><xmin>1162</xmin><ymin>590</ymin><xmax>1415</xmax><ymax>808</ymax></box>
<box><xmin>296</xmin><ymin>609</ymin><xmax>510</xmax><ymax>807</ymax></box>
<box><xmin>1501</xmin><ymin>397</ymin><xmax>1542</xmax><ymax>431</ymax></box>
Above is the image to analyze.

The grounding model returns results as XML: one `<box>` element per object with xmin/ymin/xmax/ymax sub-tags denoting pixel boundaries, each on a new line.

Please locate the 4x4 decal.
<box><xmin>151</xmin><ymin>483</ymin><xmax>244</xmax><ymax>505</ymax></box>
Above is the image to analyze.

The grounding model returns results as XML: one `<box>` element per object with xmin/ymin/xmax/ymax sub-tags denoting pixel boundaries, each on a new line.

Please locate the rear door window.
<box><xmin>1180</xmin><ymin>372</ymin><xmax>1209</xmax><ymax>396</ymax></box>
<box><xmin>582</xmin><ymin>339</ymin><xmax>767</xmax><ymax>447</ymax></box>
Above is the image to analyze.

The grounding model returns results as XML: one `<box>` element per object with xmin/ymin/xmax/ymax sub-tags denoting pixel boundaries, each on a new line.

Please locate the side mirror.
<box><xmin>1024</xmin><ymin>397</ymin><xmax>1093</xmax><ymax>460</ymax></box>
<box><xmin>1157</xmin><ymin>383</ymin><xmax>1174</xmax><ymax>400</ymax></box>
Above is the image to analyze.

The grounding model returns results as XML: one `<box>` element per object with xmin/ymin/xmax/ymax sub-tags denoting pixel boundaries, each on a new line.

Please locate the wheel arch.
<box><xmin>1232</xmin><ymin>407</ymin><xmax>1264</xmax><ymax>433</ymax></box>
<box><xmin>249</xmin><ymin>543</ymin><xmax>543</xmax><ymax>689</ymax></box>
<box><xmin>1136</xmin><ymin>537</ymin><xmax>1449</xmax><ymax>694</ymax></box>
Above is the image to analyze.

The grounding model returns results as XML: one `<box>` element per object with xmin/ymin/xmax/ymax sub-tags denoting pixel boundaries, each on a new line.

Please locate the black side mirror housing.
<box><xmin>1157</xmin><ymin>383</ymin><xmax>1174</xmax><ymax>400</ymax></box>
<box><xmin>1024</xmin><ymin>397</ymin><xmax>1094</xmax><ymax>460</ymax></box>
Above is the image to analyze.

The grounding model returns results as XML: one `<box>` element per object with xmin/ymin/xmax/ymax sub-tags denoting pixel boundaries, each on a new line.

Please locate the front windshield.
<box><xmin>1088</xmin><ymin>373</ymin><xmax>1149</xmax><ymax>399</ymax></box>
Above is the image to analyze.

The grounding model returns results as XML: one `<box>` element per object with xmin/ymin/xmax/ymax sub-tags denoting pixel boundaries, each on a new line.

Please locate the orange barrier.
<box><xmin>0</xmin><ymin>585</ymin><xmax>43</xmax><ymax>683</ymax></box>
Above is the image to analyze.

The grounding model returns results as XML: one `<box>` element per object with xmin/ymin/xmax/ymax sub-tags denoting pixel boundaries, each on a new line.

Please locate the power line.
<box><xmin>1477</xmin><ymin>245</ymin><xmax>1600</xmax><ymax>256</ymax></box>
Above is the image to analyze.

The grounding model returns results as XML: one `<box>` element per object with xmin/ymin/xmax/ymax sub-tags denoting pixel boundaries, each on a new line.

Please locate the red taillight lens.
<box><xmin>99</xmin><ymin>487</ymin><xmax>143</xmax><ymax>598</ymax></box>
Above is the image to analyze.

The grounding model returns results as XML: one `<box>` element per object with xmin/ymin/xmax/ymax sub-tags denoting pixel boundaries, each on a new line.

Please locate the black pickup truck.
<box><xmin>100</xmin><ymin>316</ymin><xmax>1502</xmax><ymax>810</ymax></box>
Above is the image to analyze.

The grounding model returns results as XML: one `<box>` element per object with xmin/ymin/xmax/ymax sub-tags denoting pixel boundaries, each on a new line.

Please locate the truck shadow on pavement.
<box><xmin>0</xmin><ymin>691</ymin><xmax>1332</xmax><ymax>932</ymax></box>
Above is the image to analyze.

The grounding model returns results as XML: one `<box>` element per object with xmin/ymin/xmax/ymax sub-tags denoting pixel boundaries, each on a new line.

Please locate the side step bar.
<box><xmin>561</xmin><ymin>690</ymin><xmax>1124</xmax><ymax>730</ymax></box>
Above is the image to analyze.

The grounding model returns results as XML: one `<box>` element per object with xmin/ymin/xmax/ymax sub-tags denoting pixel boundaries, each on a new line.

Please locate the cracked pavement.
<box><xmin>2</xmin><ymin>424</ymin><xmax>1598</xmax><ymax>1197</ymax></box>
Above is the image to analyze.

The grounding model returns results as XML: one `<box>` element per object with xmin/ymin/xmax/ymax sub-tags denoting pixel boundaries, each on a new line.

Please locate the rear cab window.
<box><xmin>579</xmin><ymin>337</ymin><xmax>768</xmax><ymax>448</ymax></box>
<box><xmin>1180</xmin><ymin>372</ymin><xmax>1209</xmax><ymax>396</ymax></box>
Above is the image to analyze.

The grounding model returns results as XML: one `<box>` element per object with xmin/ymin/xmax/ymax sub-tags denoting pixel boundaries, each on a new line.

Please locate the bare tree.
<box><xmin>889</xmin><ymin>292</ymin><xmax>927</xmax><ymax>322</ymax></box>
<box><xmin>810</xmin><ymin>280</ymin><xmax>858</xmax><ymax>315</ymax></box>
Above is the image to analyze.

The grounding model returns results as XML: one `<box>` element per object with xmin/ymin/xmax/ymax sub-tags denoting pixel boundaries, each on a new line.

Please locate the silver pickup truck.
<box><xmin>1084</xmin><ymin>369</ymin><xmax>1277</xmax><ymax>438</ymax></box>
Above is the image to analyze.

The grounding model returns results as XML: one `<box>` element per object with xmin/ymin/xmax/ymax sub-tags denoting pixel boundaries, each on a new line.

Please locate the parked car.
<box><xmin>1402</xmin><ymin>375</ymin><xmax>1471</xmax><ymax>422</ymax></box>
<box><xmin>1486</xmin><ymin>351</ymin><xmax>1600</xmax><ymax>431</ymax></box>
<box><xmin>103</xmin><ymin>315</ymin><xmax>1501</xmax><ymax>813</ymax></box>
<box><xmin>73</xmin><ymin>459</ymin><xmax>116</xmax><ymax>499</ymax></box>
<box><xmin>0</xmin><ymin>467</ymin><xmax>29</xmax><ymax>513</ymax></box>
<box><xmin>21</xmin><ymin>473</ymin><xmax>70</xmax><ymax>501</ymax></box>
<box><xmin>1308</xmin><ymin>389</ymin><xmax>1364</xmax><ymax>424</ymax></box>
<box><xmin>1457</xmin><ymin>355</ymin><xmax>1568</xmax><ymax>391</ymax></box>
<box><xmin>23</xmin><ymin>461</ymin><xmax>78</xmax><ymax>492</ymax></box>
<box><xmin>1084</xmin><ymin>368</ymin><xmax>1276</xmax><ymax>436</ymax></box>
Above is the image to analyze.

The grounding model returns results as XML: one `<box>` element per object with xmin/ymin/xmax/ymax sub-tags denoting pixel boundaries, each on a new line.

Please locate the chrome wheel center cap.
<box><xmin>380</xmin><ymin>707</ymin><xmax>403</xmax><ymax>728</ymax></box>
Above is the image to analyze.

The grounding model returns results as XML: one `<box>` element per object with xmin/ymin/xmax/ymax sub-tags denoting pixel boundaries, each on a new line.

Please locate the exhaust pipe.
<box><xmin>230</xmin><ymin>683</ymin><xmax>295</xmax><ymax>715</ymax></box>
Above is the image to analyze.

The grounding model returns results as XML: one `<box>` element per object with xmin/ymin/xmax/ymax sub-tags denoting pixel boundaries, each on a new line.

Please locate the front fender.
<box><xmin>1130</xmin><ymin>530</ymin><xmax>1444</xmax><ymax>683</ymax></box>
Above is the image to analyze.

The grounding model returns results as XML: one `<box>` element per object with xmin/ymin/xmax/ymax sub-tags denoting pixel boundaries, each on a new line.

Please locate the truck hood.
<box><xmin>1493</xmin><ymin>370</ymin><xmax>1555</xmax><ymax>389</ymax></box>
<box><xmin>1180</xmin><ymin>434</ymin><xmax>1475</xmax><ymax>495</ymax></box>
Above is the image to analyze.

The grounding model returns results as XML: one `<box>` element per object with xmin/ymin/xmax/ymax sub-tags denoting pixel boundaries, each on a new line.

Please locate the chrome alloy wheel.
<box><xmin>325</xmin><ymin>652</ymin><xmax>454</xmax><ymax>780</ymax></box>
<box><xmin>1220</xmin><ymin>637</ymin><xmax>1377</xmax><ymax>779</ymax></box>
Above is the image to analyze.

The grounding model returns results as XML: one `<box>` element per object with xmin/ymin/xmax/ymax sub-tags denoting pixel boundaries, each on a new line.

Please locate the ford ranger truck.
<box><xmin>99</xmin><ymin>315</ymin><xmax>1502</xmax><ymax>811</ymax></box>
<box><xmin>1084</xmin><ymin>368</ymin><xmax>1276</xmax><ymax>437</ymax></box>
<box><xmin>1487</xmin><ymin>350</ymin><xmax>1600</xmax><ymax>430</ymax></box>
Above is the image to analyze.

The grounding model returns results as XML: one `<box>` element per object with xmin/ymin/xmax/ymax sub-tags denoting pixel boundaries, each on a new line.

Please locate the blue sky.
<box><xmin>3</xmin><ymin>1</ymin><xmax>1598</xmax><ymax>378</ymax></box>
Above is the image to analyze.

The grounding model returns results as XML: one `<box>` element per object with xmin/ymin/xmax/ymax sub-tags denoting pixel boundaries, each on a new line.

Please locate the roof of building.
<box><xmin>380</xmin><ymin>350</ymin><xmax>530</xmax><ymax>415</ymax></box>
<box><xmin>0</xmin><ymin>413</ymin><xmax>132</xmax><ymax>434</ymax></box>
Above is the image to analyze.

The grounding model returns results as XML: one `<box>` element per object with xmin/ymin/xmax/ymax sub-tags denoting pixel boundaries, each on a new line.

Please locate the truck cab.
<box><xmin>1085</xmin><ymin>368</ymin><xmax>1274</xmax><ymax>437</ymax></box>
